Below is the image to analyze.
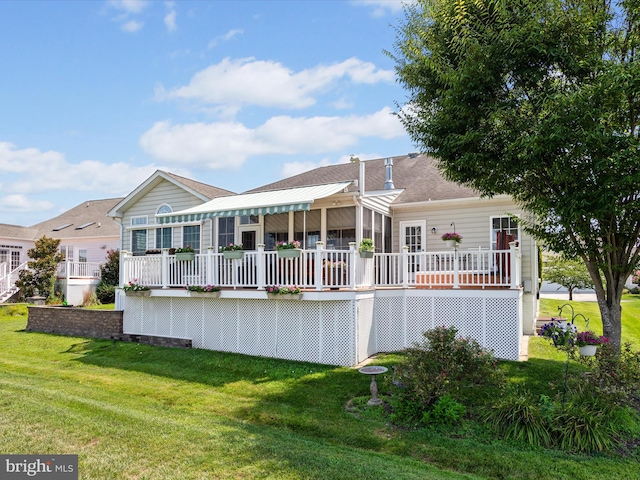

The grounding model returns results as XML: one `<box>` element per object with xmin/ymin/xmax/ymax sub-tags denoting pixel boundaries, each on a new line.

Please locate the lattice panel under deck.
<box><xmin>485</xmin><ymin>297</ymin><xmax>520</xmax><ymax>360</ymax></box>
<box><xmin>432</xmin><ymin>297</ymin><xmax>484</xmax><ymax>344</ymax></box>
<box><xmin>404</xmin><ymin>296</ymin><xmax>434</xmax><ymax>346</ymax></box>
<box><xmin>145</xmin><ymin>298</ymin><xmax>172</xmax><ymax>337</ymax></box>
<box><xmin>122</xmin><ymin>296</ymin><xmax>143</xmax><ymax>334</ymax></box>
<box><xmin>374</xmin><ymin>296</ymin><xmax>405</xmax><ymax>352</ymax></box>
<box><xmin>318</xmin><ymin>301</ymin><xmax>354</xmax><ymax>366</ymax></box>
<box><xmin>276</xmin><ymin>301</ymin><xmax>320</xmax><ymax>363</ymax></box>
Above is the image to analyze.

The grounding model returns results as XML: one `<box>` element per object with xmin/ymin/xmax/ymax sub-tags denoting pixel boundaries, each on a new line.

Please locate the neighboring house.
<box><xmin>112</xmin><ymin>154</ymin><xmax>539</xmax><ymax>366</ymax></box>
<box><xmin>0</xmin><ymin>198</ymin><xmax>123</xmax><ymax>304</ymax></box>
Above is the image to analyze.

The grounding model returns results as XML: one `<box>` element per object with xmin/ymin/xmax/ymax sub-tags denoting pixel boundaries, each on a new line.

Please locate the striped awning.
<box><xmin>157</xmin><ymin>181</ymin><xmax>352</xmax><ymax>224</ymax></box>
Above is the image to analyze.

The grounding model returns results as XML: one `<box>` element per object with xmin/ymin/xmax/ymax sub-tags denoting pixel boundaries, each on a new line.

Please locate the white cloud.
<box><xmin>208</xmin><ymin>29</ymin><xmax>243</xmax><ymax>49</ymax></box>
<box><xmin>162</xmin><ymin>57</ymin><xmax>395</xmax><ymax>110</ymax></box>
<box><xmin>352</xmin><ymin>0</ymin><xmax>408</xmax><ymax>17</ymax></box>
<box><xmin>281</xmin><ymin>156</ymin><xmax>352</xmax><ymax>178</ymax></box>
<box><xmin>164</xmin><ymin>9</ymin><xmax>177</xmax><ymax>32</ymax></box>
<box><xmin>0</xmin><ymin>194</ymin><xmax>54</xmax><ymax>213</ymax></box>
<box><xmin>139</xmin><ymin>107</ymin><xmax>405</xmax><ymax>166</ymax></box>
<box><xmin>108</xmin><ymin>0</ymin><xmax>149</xmax><ymax>14</ymax></box>
<box><xmin>122</xmin><ymin>20</ymin><xmax>144</xmax><ymax>32</ymax></box>
<box><xmin>0</xmin><ymin>142</ymin><xmax>157</xmax><ymax>197</ymax></box>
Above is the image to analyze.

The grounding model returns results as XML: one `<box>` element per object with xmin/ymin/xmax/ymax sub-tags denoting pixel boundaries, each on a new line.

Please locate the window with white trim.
<box><xmin>491</xmin><ymin>216</ymin><xmax>519</xmax><ymax>250</ymax></box>
<box><xmin>131</xmin><ymin>216</ymin><xmax>148</xmax><ymax>226</ymax></box>
<box><xmin>156</xmin><ymin>204</ymin><xmax>172</xmax><ymax>215</ymax></box>
<box><xmin>183</xmin><ymin>225</ymin><xmax>200</xmax><ymax>253</ymax></box>
<box><xmin>131</xmin><ymin>230</ymin><xmax>147</xmax><ymax>256</ymax></box>
<box><xmin>155</xmin><ymin>227</ymin><xmax>172</xmax><ymax>249</ymax></box>
<box><xmin>79</xmin><ymin>249</ymin><xmax>87</xmax><ymax>263</ymax></box>
<box><xmin>218</xmin><ymin>218</ymin><xmax>235</xmax><ymax>250</ymax></box>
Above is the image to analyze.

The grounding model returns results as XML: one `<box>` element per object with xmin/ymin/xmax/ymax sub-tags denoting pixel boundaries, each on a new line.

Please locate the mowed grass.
<box><xmin>0</xmin><ymin>301</ymin><xmax>639</xmax><ymax>479</ymax></box>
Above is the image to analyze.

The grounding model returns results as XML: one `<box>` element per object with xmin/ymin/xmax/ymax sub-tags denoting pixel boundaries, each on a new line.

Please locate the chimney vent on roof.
<box><xmin>384</xmin><ymin>158</ymin><xmax>395</xmax><ymax>190</ymax></box>
<box><xmin>408</xmin><ymin>152</ymin><xmax>419</xmax><ymax>158</ymax></box>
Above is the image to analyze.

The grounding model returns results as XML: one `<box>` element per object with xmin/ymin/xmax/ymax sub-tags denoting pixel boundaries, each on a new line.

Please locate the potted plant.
<box><xmin>175</xmin><ymin>245</ymin><xmax>195</xmax><ymax>261</ymax></box>
<box><xmin>323</xmin><ymin>260</ymin><xmax>347</xmax><ymax>289</ymax></box>
<box><xmin>276</xmin><ymin>240</ymin><xmax>301</xmax><ymax>258</ymax></box>
<box><xmin>220</xmin><ymin>243</ymin><xmax>244</xmax><ymax>259</ymax></box>
<box><xmin>265</xmin><ymin>285</ymin><xmax>302</xmax><ymax>300</ymax></box>
<box><xmin>123</xmin><ymin>279</ymin><xmax>151</xmax><ymax>297</ymax></box>
<box><xmin>358</xmin><ymin>238</ymin><xmax>375</xmax><ymax>258</ymax></box>
<box><xmin>441</xmin><ymin>232</ymin><xmax>463</xmax><ymax>247</ymax></box>
<box><xmin>186</xmin><ymin>284</ymin><xmax>221</xmax><ymax>298</ymax></box>
<box><xmin>575</xmin><ymin>330</ymin><xmax>609</xmax><ymax>356</ymax></box>
<box><xmin>539</xmin><ymin>318</ymin><xmax>576</xmax><ymax>348</ymax></box>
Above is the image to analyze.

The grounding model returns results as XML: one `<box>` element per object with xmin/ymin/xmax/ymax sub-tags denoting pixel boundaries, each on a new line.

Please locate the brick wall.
<box><xmin>27</xmin><ymin>306</ymin><xmax>123</xmax><ymax>339</ymax></box>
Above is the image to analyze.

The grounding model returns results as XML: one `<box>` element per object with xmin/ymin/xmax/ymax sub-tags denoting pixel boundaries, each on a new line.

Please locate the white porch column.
<box><xmin>161</xmin><ymin>248</ymin><xmax>170</xmax><ymax>289</ymax></box>
<box><xmin>206</xmin><ymin>247</ymin><xmax>216</xmax><ymax>286</ymax></box>
<box><xmin>401</xmin><ymin>246</ymin><xmax>409</xmax><ymax>289</ymax></box>
<box><xmin>453</xmin><ymin>247</ymin><xmax>460</xmax><ymax>289</ymax></box>
<box><xmin>509</xmin><ymin>241</ymin><xmax>520</xmax><ymax>289</ymax></box>
<box><xmin>315</xmin><ymin>241</ymin><xmax>324</xmax><ymax>291</ymax></box>
<box><xmin>256</xmin><ymin>244</ymin><xmax>265</xmax><ymax>291</ymax></box>
<box><xmin>348</xmin><ymin>242</ymin><xmax>357</xmax><ymax>291</ymax></box>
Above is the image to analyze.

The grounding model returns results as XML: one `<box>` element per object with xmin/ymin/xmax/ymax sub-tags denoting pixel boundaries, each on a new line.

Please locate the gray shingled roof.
<box><xmin>246</xmin><ymin>154</ymin><xmax>479</xmax><ymax>204</ymax></box>
<box><xmin>28</xmin><ymin>198</ymin><xmax>123</xmax><ymax>239</ymax></box>
<box><xmin>0</xmin><ymin>223</ymin><xmax>38</xmax><ymax>240</ymax></box>
<box><xmin>164</xmin><ymin>171</ymin><xmax>236</xmax><ymax>199</ymax></box>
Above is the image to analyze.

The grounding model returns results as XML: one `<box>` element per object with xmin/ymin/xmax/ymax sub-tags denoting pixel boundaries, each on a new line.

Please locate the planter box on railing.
<box><xmin>267</xmin><ymin>293</ymin><xmax>302</xmax><ymax>300</ymax></box>
<box><xmin>189</xmin><ymin>291</ymin><xmax>221</xmax><ymax>298</ymax></box>
<box><xmin>359</xmin><ymin>251</ymin><xmax>374</xmax><ymax>258</ymax></box>
<box><xmin>277</xmin><ymin>249</ymin><xmax>301</xmax><ymax>259</ymax></box>
<box><xmin>223</xmin><ymin>251</ymin><xmax>244</xmax><ymax>260</ymax></box>
<box><xmin>175</xmin><ymin>252</ymin><xmax>195</xmax><ymax>261</ymax></box>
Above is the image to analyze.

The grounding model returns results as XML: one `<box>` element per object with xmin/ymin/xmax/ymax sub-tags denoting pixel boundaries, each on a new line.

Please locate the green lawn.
<box><xmin>0</xmin><ymin>300</ymin><xmax>638</xmax><ymax>479</ymax></box>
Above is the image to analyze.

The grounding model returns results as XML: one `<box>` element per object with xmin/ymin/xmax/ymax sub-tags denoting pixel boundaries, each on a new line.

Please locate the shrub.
<box><xmin>391</xmin><ymin>326</ymin><xmax>505</xmax><ymax>425</ymax></box>
<box><xmin>422</xmin><ymin>394</ymin><xmax>466</xmax><ymax>426</ymax></box>
<box><xmin>82</xmin><ymin>289</ymin><xmax>99</xmax><ymax>307</ymax></box>
<box><xmin>96</xmin><ymin>283</ymin><xmax>115</xmax><ymax>304</ymax></box>
<box><xmin>100</xmin><ymin>250</ymin><xmax>120</xmax><ymax>286</ymax></box>
<box><xmin>483</xmin><ymin>388</ymin><xmax>553</xmax><ymax>448</ymax></box>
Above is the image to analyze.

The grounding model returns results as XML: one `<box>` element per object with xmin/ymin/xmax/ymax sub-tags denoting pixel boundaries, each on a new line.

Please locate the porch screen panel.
<box><xmin>294</xmin><ymin>210</ymin><xmax>321</xmax><ymax>248</ymax></box>
<box><xmin>264</xmin><ymin>213</ymin><xmax>289</xmax><ymax>250</ymax></box>
<box><xmin>218</xmin><ymin>217</ymin><xmax>234</xmax><ymax>250</ymax></box>
<box><xmin>363</xmin><ymin>207</ymin><xmax>373</xmax><ymax>241</ymax></box>
<box><xmin>384</xmin><ymin>216</ymin><xmax>392</xmax><ymax>253</ymax></box>
<box><xmin>374</xmin><ymin>212</ymin><xmax>383</xmax><ymax>253</ymax></box>
<box><xmin>327</xmin><ymin>207</ymin><xmax>356</xmax><ymax>250</ymax></box>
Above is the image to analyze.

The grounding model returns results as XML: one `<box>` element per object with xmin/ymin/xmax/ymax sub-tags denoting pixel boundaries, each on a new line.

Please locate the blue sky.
<box><xmin>0</xmin><ymin>0</ymin><xmax>415</xmax><ymax>226</ymax></box>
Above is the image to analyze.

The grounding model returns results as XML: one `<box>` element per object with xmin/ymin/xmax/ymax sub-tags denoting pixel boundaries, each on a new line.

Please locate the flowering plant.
<box><xmin>123</xmin><ymin>279</ymin><xmax>150</xmax><ymax>292</ymax></box>
<box><xmin>186</xmin><ymin>284</ymin><xmax>221</xmax><ymax>293</ymax></box>
<box><xmin>219</xmin><ymin>243</ymin><xmax>243</xmax><ymax>252</ymax></box>
<box><xmin>175</xmin><ymin>245</ymin><xmax>195</xmax><ymax>253</ymax></box>
<box><xmin>441</xmin><ymin>232</ymin><xmax>462</xmax><ymax>243</ymax></box>
<box><xmin>276</xmin><ymin>240</ymin><xmax>301</xmax><ymax>250</ymax></box>
<box><xmin>266</xmin><ymin>285</ymin><xmax>301</xmax><ymax>294</ymax></box>
<box><xmin>539</xmin><ymin>318</ymin><xmax>576</xmax><ymax>347</ymax></box>
<box><xmin>324</xmin><ymin>260</ymin><xmax>346</xmax><ymax>269</ymax></box>
<box><xmin>576</xmin><ymin>331</ymin><xmax>609</xmax><ymax>347</ymax></box>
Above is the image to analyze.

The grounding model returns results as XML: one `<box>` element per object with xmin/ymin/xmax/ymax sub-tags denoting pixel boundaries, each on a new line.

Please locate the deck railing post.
<box><xmin>161</xmin><ymin>249</ymin><xmax>169</xmax><ymax>289</ymax></box>
<box><xmin>256</xmin><ymin>244</ymin><xmax>266</xmax><ymax>291</ymax></box>
<box><xmin>401</xmin><ymin>246</ymin><xmax>409</xmax><ymax>289</ymax></box>
<box><xmin>206</xmin><ymin>247</ymin><xmax>216</xmax><ymax>286</ymax></box>
<box><xmin>348</xmin><ymin>242</ymin><xmax>357</xmax><ymax>291</ymax></box>
<box><xmin>315</xmin><ymin>241</ymin><xmax>324</xmax><ymax>291</ymax></box>
<box><xmin>121</xmin><ymin>251</ymin><xmax>132</xmax><ymax>286</ymax></box>
<box><xmin>453</xmin><ymin>248</ymin><xmax>460</xmax><ymax>289</ymax></box>
<box><xmin>509</xmin><ymin>241</ymin><xmax>519</xmax><ymax>289</ymax></box>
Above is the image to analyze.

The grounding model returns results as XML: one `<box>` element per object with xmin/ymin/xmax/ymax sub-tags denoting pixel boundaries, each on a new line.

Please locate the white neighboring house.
<box><xmin>110</xmin><ymin>154</ymin><xmax>540</xmax><ymax>366</ymax></box>
<box><xmin>0</xmin><ymin>198</ymin><xmax>123</xmax><ymax>304</ymax></box>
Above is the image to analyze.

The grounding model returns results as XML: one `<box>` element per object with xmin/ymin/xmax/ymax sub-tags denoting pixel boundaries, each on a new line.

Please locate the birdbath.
<box><xmin>358</xmin><ymin>366</ymin><xmax>388</xmax><ymax>406</ymax></box>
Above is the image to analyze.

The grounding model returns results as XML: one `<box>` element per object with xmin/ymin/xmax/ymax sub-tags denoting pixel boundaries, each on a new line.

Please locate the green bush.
<box><xmin>96</xmin><ymin>283</ymin><xmax>116</xmax><ymax>304</ymax></box>
<box><xmin>391</xmin><ymin>326</ymin><xmax>505</xmax><ymax>426</ymax></box>
<box><xmin>423</xmin><ymin>394</ymin><xmax>466</xmax><ymax>426</ymax></box>
<box><xmin>100</xmin><ymin>249</ymin><xmax>120</xmax><ymax>286</ymax></box>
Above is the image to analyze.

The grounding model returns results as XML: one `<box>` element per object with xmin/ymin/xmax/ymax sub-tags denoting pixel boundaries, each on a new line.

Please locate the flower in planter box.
<box><xmin>175</xmin><ymin>245</ymin><xmax>195</xmax><ymax>253</ymax></box>
<box><xmin>324</xmin><ymin>260</ymin><xmax>346</xmax><ymax>269</ymax></box>
<box><xmin>276</xmin><ymin>240</ymin><xmax>301</xmax><ymax>250</ymax></box>
<box><xmin>123</xmin><ymin>279</ymin><xmax>150</xmax><ymax>291</ymax></box>
<box><xmin>266</xmin><ymin>285</ymin><xmax>301</xmax><ymax>294</ymax></box>
<box><xmin>219</xmin><ymin>243</ymin><xmax>243</xmax><ymax>252</ymax></box>
<box><xmin>575</xmin><ymin>331</ymin><xmax>609</xmax><ymax>347</ymax></box>
<box><xmin>441</xmin><ymin>232</ymin><xmax>463</xmax><ymax>243</ymax></box>
<box><xmin>185</xmin><ymin>284</ymin><xmax>221</xmax><ymax>293</ymax></box>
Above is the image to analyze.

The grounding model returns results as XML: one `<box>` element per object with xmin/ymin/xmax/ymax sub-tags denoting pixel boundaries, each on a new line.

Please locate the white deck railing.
<box><xmin>56</xmin><ymin>261</ymin><xmax>103</xmax><ymax>279</ymax></box>
<box><xmin>121</xmin><ymin>242</ymin><xmax>521</xmax><ymax>291</ymax></box>
<box><xmin>0</xmin><ymin>261</ymin><xmax>28</xmax><ymax>300</ymax></box>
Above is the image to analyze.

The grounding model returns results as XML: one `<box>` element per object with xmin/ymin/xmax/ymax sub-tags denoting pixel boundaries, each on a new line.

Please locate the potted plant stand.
<box><xmin>223</xmin><ymin>251</ymin><xmax>244</xmax><ymax>260</ymax></box>
<box><xmin>176</xmin><ymin>252</ymin><xmax>195</xmax><ymax>261</ymax></box>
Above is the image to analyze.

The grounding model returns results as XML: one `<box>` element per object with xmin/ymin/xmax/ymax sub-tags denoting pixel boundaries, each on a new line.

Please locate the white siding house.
<box><xmin>111</xmin><ymin>155</ymin><xmax>539</xmax><ymax>365</ymax></box>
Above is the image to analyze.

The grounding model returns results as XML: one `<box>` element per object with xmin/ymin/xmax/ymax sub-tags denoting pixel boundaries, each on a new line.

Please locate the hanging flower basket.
<box><xmin>445</xmin><ymin>240</ymin><xmax>457</xmax><ymax>248</ymax></box>
<box><xmin>223</xmin><ymin>251</ymin><xmax>244</xmax><ymax>260</ymax></box>
<box><xmin>579</xmin><ymin>345</ymin><xmax>597</xmax><ymax>356</ymax></box>
<box><xmin>277</xmin><ymin>248</ymin><xmax>301</xmax><ymax>259</ymax></box>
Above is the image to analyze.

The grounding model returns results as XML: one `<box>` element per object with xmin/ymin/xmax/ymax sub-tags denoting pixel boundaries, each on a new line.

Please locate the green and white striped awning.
<box><xmin>157</xmin><ymin>181</ymin><xmax>352</xmax><ymax>224</ymax></box>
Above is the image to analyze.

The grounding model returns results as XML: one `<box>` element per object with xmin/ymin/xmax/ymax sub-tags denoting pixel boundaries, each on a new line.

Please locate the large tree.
<box><xmin>390</xmin><ymin>0</ymin><xmax>640</xmax><ymax>348</ymax></box>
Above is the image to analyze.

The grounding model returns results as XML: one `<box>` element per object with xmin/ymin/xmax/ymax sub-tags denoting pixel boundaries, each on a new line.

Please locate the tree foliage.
<box><xmin>543</xmin><ymin>255</ymin><xmax>594</xmax><ymax>300</ymax></box>
<box><xmin>16</xmin><ymin>236</ymin><xmax>64</xmax><ymax>298</ymax></box>
<box><xmin>390</xmin><ymin>0</ymin><xmax>640</xmax><ymax>348</ymax></box>
<box><xmin>99</xmin><ymin>249</ymin><xmax>120</xmax><ymax>286</ymax></box>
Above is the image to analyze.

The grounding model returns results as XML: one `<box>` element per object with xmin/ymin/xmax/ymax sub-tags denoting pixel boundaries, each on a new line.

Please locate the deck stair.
<box><xmin>0</xmin><ymin>286</ymin><xmax>19</xmax><ymax>304</ymax></box>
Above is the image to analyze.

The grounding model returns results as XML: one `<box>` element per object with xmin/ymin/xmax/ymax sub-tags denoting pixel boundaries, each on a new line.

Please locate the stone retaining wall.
<box><xmin>26</xmin><ymin>306</ymin><xmax>191</xmax><ymax>349</ymax></box>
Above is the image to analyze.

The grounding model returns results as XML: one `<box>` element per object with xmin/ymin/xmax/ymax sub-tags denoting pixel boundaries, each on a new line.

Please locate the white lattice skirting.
<box><xmin>122</xmin><ymin>289</ymin><xmax>523</xmax><ymax>366</ymax></box>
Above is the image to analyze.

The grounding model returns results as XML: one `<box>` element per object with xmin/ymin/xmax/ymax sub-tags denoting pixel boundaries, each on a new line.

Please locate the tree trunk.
<box><xmin>585</xmin><ymin>259</ymin><xmax>625</xmax><ymax>352</ymax></box>
<box><xmin>568</xmin><ymin>287</ymin><xmax>573</xmax><ymax>301</ymax></box>
<box><xmin>597</xmin><ymin>297</ymin><xmax>622</xmax><ymax>348</ymax></box>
